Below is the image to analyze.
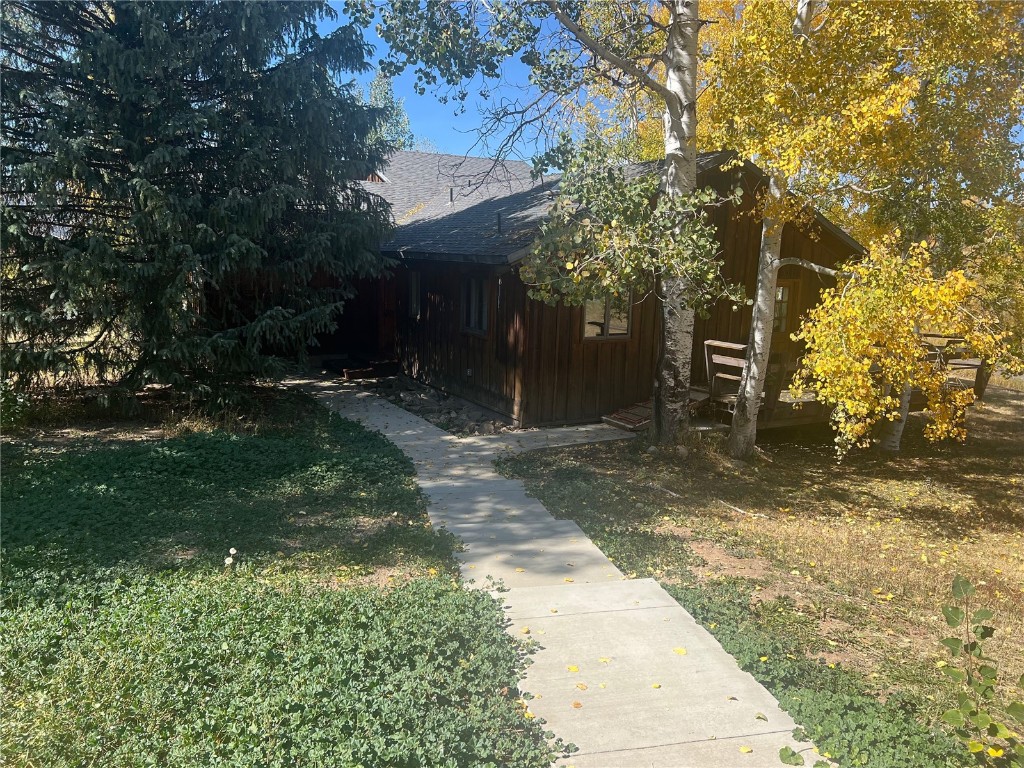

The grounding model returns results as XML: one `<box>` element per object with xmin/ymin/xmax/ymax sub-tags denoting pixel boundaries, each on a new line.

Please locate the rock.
<box><xmin>646</xmin><ymin>445</ymin><xmax>659</xmax><ymax>455</ymax></box>
<box><xmin>480</xmin><ymin>422</ymin><xmax>495</xmax><ymax>435</ymax></box>
<box><xmin>675</xmin><ymin>445</ymin><xmax>690</xmax><ymax>459</ymax></box>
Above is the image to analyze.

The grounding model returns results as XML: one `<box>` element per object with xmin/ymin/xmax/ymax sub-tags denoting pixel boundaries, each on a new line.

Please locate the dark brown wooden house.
<box><xmin>324</xmin><ymin>150</ymin><xmax>862</xmax><ymax>427</ymax></box>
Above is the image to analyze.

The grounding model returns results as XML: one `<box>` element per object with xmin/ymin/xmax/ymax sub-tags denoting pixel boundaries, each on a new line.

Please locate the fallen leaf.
<box><xmin>739</xmin><ymin>746</ymin><xmax>753</xmax><ymax>754</ymax></box>
<box><xmin>515</xmin><ymin>567</ymin><xmax>525</xmax><ymax>573</ymax></box>
<box><xmin>598</xmin><ymin>657</ymin><xmax>612</xmax><ymax>664</ymax></box>
<box><xmin>520</xmin><ymin>626</ymin><xmax>531</xmax><ymax>635</ymax></box>
<box><xmin>567</xmin><ymin>665</ymin><xmax>579</xmax><ymax>673</ymax></box>
<box><xmin>755</xmin><ymin>712</ymin><xmax>768</xmax><ymax>721</ymax></box>
<box><xmin>651</xmin><ymin>683</ymin><xmax>662</xmax><ymax>689</ymax></box>
<box><xmin>571</xmin><ymin>701</ymin><xmax>583</xmax><ymax>709</ymax></box>
<box><xmin>673</xmin><ymin>647</ymin><xmax>687</xmax><ymax>656</ymax></box>
<box><xmin>564</xmin><ymin>577</ymin><xmax>575</xmax><ymax>583</ymax></box>
<box><xmin>576</xmin><ymin>683</ymin><xmax>588</xmax><ymax>690</ymax></box>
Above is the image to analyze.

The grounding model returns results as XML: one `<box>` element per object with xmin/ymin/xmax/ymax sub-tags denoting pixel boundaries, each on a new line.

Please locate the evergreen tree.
<box><xmin>367</xmin><ymin>70</ymin><xmax>415</xmax><ymax>150</ymax></box>
<box><xmin>1</xmin><ymin>1</ymin><xmax>392</xmax><ymax>400</ymax></box>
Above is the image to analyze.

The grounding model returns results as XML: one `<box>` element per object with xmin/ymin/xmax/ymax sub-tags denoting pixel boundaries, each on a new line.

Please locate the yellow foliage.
<box><xmin>792</xmin><ymin>238</ymin><xmax>1007</xmax><ymax>456</ymax></box>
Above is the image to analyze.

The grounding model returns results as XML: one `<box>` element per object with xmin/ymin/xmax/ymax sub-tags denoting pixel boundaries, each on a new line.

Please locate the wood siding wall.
<box><xmin>690</xmin><ymin>168</ymin><xmax>851</xmax><ymax>384</ymax></box>
<box><xmin>517</xmin><ymin>290</ymin><xmax>660</xmax><ymax>426</ymax></box>
<box><xmin>394</xmin><ymin>263</ymin><xmax>526</xmax><ymax>422</ymax></box>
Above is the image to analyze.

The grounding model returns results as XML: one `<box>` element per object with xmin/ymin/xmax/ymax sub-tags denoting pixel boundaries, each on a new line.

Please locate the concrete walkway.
<box><xmin>299</xmin><ymin>377</ymin><xmax>817</xmax><ymax>768</ymax></box>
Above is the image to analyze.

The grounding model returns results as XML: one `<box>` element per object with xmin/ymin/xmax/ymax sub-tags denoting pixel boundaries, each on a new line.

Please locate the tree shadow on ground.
<box><xmin>1</xmin><ymin>405</ymin><xmax>442</xmax><ymax>580</ymax></box>
<box><xmin>501</xmin><ymin>387</ymin><xmax>1023</xmax><ymax>541</ymax></box>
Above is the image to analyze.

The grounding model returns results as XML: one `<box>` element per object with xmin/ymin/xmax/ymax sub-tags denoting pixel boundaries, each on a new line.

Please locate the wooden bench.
<box><xmin>704</xmin><ymin>340</ymin><xmax>791</xmax><ymax>422</ymax></box>
<box><xmin>704</xmin><ymin>340</ymin><xmax>746</xmax><ymax>409</ymax></box>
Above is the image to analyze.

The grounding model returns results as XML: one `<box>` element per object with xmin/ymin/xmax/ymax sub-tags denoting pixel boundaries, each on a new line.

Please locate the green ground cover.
<box><xmin>1</xmin><ymin>391</ymin><xmax>558</xmax><ymax>768</ymax></box>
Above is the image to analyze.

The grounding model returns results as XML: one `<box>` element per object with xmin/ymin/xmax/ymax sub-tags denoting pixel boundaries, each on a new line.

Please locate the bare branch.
<box><xmin>544</xmin><ymin>0</ymin><xmax>675</xmax><ymax>105</ymax></box>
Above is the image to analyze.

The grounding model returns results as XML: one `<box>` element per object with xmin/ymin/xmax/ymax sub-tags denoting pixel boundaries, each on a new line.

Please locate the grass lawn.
<box><xmin>1</xmin><ymin>389</ymin><xmax>559</xmax><ymax>768</ymax></box>
<box><xmin>499</xmin><ymin>386</ymin><xmax>1024</xmax><ymax>768</ymax></box>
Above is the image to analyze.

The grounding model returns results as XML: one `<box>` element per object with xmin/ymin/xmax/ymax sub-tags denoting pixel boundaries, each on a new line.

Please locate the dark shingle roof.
<box><xmin>366</xmin><ymin>151</ymin><xmax>558</xmax><ymax>264</ymax></box>
<box><xmin>367</xmin><ymin>150</ymin><xmax>860</xmax><ymax>263</ymax></box>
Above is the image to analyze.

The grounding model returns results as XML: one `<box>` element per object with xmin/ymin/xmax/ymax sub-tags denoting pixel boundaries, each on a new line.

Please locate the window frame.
<box><xmin>582</xmin><ymin>292</ymin><xmax>632</xmax><ymax>341</ymax></box>
<box><xmin>461</xmin><ymin>275</ymin><xmax>490</xmax><ymax>336</ymax></box>
<box><xmin>772</xmin><ymin>279</ymin><xmax>800</xmax><ymax>335</ymax></box>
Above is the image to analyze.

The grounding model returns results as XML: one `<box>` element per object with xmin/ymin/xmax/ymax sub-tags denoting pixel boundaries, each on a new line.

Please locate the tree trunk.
<box><xmin>877</xmin><ymin>385</ymin><xmax>913</xmax><ymax>453</ymax></box>
<box><xmin>653</xmin><ymin>0</ymin><xmax>699</xmax><ymax>445</ymax></box>
<box><xmin>973</xmin><ymin>360</ymin><xmax>993</xmax><ymax>400</ymax></box>
<box><xmin>727</xmin><ymin>179</ymin><xmax>784</xmax><ymax>459</ymax></box>
<box><xmin>725</xmin><ymin>1</ymin><xmax>816</xmax><ymax>459</ymax></box>
<box><xmin>793</xmin><ymin>0</ymin><xmax>818</xmax><ymax>38</ymax></box>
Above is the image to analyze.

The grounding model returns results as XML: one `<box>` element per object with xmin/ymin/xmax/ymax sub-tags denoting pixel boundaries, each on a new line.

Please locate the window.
<box><xmin>462</xmin><ymin>276</ymin><xmax>489</xmax><ymax>334</ymax></box>
<box><xmin>773</xmin><ymin>282</ymin><xmax>798</xmax><ymax>333</ymax></box>
<box><xmin>408</xmin><ymin>270</ymin><xmax>421</xmax><ymax>320</ymax></box>
<box><xmin>584</xmin><ymin>293</ymin><xmax>631</xmax><ymax>339</ymax></box>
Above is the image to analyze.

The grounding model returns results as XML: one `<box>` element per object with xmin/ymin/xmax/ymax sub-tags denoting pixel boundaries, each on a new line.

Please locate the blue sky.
<box><xmin>322</xmin><ymin>6</ymin><xmax>535</xmax><ymax>159</ymax></box>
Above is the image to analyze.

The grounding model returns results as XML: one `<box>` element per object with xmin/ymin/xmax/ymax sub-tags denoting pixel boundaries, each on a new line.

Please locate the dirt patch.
<box><xmin>357</xmin><ymin>375</ymin><xmax>517</xmax><ymax>437</ymax></box>
<box><xmin>687</xmin><ymin>538</ymin><xmax>775</xmax><ymax>583</ymax></box>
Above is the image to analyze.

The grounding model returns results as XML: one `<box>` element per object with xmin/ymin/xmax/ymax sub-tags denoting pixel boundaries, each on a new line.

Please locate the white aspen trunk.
<box><xmin>793</xmin><ymin>0</ymin><xmax>818</xmax><ymax>38</ymax></box>
<box><xmin>726</xmin><ymin>178</ymin><xmax>784</xmax><ymax>459</ymax></box>
<box><xmin>725</xmin><ymin>0</ymin><xmax>816</xmax><ymax>459</ymax></box>
<box><xmin>653</xmin><ymin>0</ymin><xmax>699</xmax><ymax>445</ymax></box>
<box><xmin>878</xmin><ymin>385</ymin><xmax>913</xmax><ymax>453</ymax></box>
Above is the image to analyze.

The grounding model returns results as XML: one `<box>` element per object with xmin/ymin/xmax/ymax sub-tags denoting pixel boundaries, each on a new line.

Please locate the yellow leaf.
<box><xmin>673</xmin><ymin>647</ymin><xmax>687</xmax><ymax>656</ymax></box>
<box><xmin>598</xmin><ymin>657</ymin><xmax>612</xmax><ymax>664</ymax></box>
<box><xmin>739</xmin><ymin>746</ymin><xmax>753</xmax><ymax>753</ymax></box>
<box><xmin>576</xmin><ymin>683</ymin><xmax>588</xmax><ymax>690</ymax></box>
<box><xmin>520</xmin><ymin>626</ymin><xmax>531</xmax><ymax>635</ymax></box>
<box><xmin>515</xmin><ymin>567</ymin><xmax>525</xmax><ymax>573</ymax></box>
<box><xmin>651</xmin><ymin>683</ymin><xmax>662</xmax><ymax>689</ymax></box>
<box><xmin>567</xmin><ymin>665</ymin><xmax>579</xmax><ymax>673</ymax></box>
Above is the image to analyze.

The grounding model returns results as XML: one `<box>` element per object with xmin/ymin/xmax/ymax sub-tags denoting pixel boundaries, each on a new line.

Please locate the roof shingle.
<box><xmin>367</xmin><ymin>150</ymin><xmax>859</xmax><ymax>263</ymax></box>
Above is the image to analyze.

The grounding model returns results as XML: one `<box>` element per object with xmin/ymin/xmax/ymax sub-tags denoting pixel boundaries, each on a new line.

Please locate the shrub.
<box><xmin>939</xmin><ymin>576</ymin><xmax>1024</xmax><ymax>767</ymax></box>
